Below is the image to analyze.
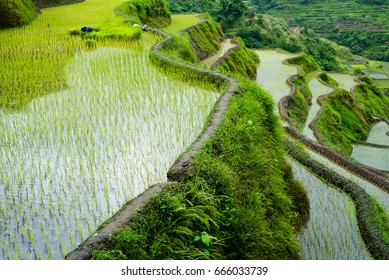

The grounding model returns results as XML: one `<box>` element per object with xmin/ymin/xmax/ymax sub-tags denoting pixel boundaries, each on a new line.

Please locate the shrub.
<box><xmin>0</xmin><ymin>0</ymin><xmax>38</xmax><ymax>28</ymax></box>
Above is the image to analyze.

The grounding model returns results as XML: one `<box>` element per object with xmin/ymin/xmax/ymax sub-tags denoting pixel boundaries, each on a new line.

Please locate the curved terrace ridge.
<box><xmin>277</xmin><ymin>64</ymin><xmax>389</xmax><ymax>189</ymax></box>
<box><xmin>285</xmin><ymin>139</ymin><xmax>389</xmax><ymax>260</ymax></box>
<box><xmin>65</xmin><ymin>27</ymin><xmax>237</xmax><ymax>260</ymax></box>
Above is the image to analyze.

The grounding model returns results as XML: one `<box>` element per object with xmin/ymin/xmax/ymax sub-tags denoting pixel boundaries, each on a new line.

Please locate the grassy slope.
<box><xmin>92</xmin><ymin>12</ymin><xmax>309</xmax><ymax>260</ymax></box>
<box><xmin>317</xmin><ymin>77</ymin><xmax>389</xmax><ymax>156</ymax></box>
<box><xmin>215</xmin><ymin>38</ymin><xmax>260</xmax><ymax>80</ymax></box>
<box><xmin>284</xmin><ymin>55</ymin><xmax>317</xmax><ymax>131</ymax></box>
<box><xmin>92</xmin><ymin>79</ymin><xmax>308</xmax><ymax>260</ymax></box>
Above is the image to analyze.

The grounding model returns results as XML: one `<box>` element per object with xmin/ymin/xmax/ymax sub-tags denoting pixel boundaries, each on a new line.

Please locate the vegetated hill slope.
<box><xmin>247</xmin><ymin>0</ymin><xmax>389</xmax><ymax>61</ymax></box>
<box><xmin>33</xmin><ymin>0</ymin><xmax>84</xmax><ymax>8</ymax></box>
<box><xmin>115</xmin><ymin>0</ymin><xmax>171</xmax><ymax>28</ymax></box>
<box><xmin>0</xmin><ymin>0</ymin><xmax>38</xmax><ymax>28</ymax></box>
<box><xmin>237</xmin><ymin>14</ymin><xmax>352</xmax><ymax>71</ymax></box>
<box><xmin>317</xmin><ymin>77</ymin><xmax>389</xmax><ymax>156</ymax></box>
<box><xmin>167</xmin><ymin>0</ymin><xmax>219</xmax><ymax>13</ymax></box>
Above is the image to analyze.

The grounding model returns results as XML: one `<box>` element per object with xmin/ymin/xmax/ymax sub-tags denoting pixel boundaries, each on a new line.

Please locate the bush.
<box><xmin>0</xmin><ymin>0</ymin><xmax>38</xmax><ymax>28</ymax></box>
<box><xmin>115</xmin><ymin>0</ymin><xmax>171</xmax><ymax>28</ymax></box>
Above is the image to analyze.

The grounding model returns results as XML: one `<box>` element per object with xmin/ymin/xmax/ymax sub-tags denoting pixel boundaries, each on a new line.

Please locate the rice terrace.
<box><xmin>0</xmin><ymin>0</ymin><xmax>388</xmax><ymax>260</ymax></box>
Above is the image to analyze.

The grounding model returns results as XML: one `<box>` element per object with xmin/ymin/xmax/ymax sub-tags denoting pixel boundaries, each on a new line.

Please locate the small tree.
<box><xmin>217</xmin><ymin>0</ymin><xmax>247</xmax><ymax>29</ymax></box>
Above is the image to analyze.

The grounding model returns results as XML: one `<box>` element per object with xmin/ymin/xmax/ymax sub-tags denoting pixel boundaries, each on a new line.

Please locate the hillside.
<box><xmin>247</xmin><ymin>0</ymin><xmax>389</xmax><ymax>61</ymax></box>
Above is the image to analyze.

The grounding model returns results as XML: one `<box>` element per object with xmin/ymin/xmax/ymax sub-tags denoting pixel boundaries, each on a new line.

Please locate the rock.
<box><xmin>81</xmin><ymin>26</ymin><xmax>94</xmax><ymax>32</ymax></box>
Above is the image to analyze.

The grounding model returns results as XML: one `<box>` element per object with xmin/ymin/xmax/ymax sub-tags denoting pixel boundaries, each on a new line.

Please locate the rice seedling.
<box><xmin>306</xmin><ymin>149</ymin><xmax>389</xmax><ymax>216</ymax></box>
<box><xmin>288</xmin><ymin>157</ymin><xmax>371</xmax><ymax>259</ymax></box>
<box><xmin>0</xmin><ymin>40</ymin><xmax>219</xmax><ymax>259</ymax></box>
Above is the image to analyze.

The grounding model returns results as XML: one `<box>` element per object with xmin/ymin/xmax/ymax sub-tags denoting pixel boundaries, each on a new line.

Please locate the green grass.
<box><xmin>92</xmin><ymin>79</ymin><xmax>309</xmax><ymax>260</ymax></box>
<box><xmin>318</xmin><ymin>72</ymin><xmax>339</xmax><ymax>87</ymax></box>
<box><xmin>162</xmin><ymin>13</ymin><xmax>203</xmax><ymax>35</ymax></box>
<box><xmin>0</xmin><ymin>0</ymin><xmax>141</xmax><ymax>110</ymax></box>
<box><xmin>253</xmin><ymin>0</ymin><xmax>389</xmax><ymax>62</ymax></box>
<box><xmin>316</xmin><ymin>77</ymin><xmax>389</xmax><ymax>155</ymax></box>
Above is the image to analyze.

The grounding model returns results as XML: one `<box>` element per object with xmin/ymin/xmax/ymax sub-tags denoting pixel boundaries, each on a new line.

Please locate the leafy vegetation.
<box><xmin>318</xmin><ymin>72</ymin><xmax>339</xmax><ymax>87</ymax></box>
<box><xmin>0</xmin><ymin>0</ymin><xmax>38</xmax><ymax>28</ymax></box>
<box><xmin>248</xmin><ymin>0</ymin><xmax>389</xmax><ymax>62</ymax></box>
<box><xmin>286</xmin><ymin>54</ymin><xmax>320</xmax><ymax>76</ymax></box>
<box><xmin>236</xmin><ymin>14</ymin><xmax>351</xmax><ymax>71</ymax></box>
<box><xmin>167</xmin><ymin>0</ymin><xmax>219</xmax><ymax>13</ymax></box>
<box><xmin>185</xmin><ymin>16</ymin><xmax>224</xmax><ymax>60</ymax></box>
<box><xmin>215</xmin><ymin>38</ymin><xmax>260</xmax><ymax>80</ymax></box>
<box><xmin>159</xmin><ymin>34</ymin><xmax>199</xmax><ymax>64</ymax></box>
<box><xmin>115</xmin><ymin>0</ymin><xmax>171</xmax><ymax>28</ymax></box>
<box><xmin>92</xmin><ymin>79</ymin><xmax>309</xmax><ymax>260</ymax></box>
<box><xmin>317</xmin><ymin>77</ymin><xmax>389</xmax><ymax>155</ymax></box>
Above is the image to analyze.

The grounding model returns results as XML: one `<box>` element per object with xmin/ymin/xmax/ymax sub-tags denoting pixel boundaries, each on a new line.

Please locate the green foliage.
<box><xmin>33</xmin><ymin>0</ymin><xmax>84</xmax><ymax>8</ymax></box>
<box><xmin>92</xmin><ymin>79</ymin><xmax>307</xmax><ymax>259</ymax></box>
<box><xmin>168</xmin><ymin>0</ymin><xmax>218</xmax><ymax>13</ymax></box>
<box><xmin>253</xmin><ymin>0</ymin><xmax>389</xmax><ymax>62</ymax></box>
<box><xmin>215</xmin><ymin>38</ymin><xmax>260</xmax><ymax>80</ymax></box>
<box><xmin>318</xmin><ymin>72</ymin><xmax>338</xmax><ymax>87</ymax></box>
<box><xmin>186</xmin><ymin>17</ymin><xmax>224</xmax><ymax>59</ymax></box>
<box><xmin>159</xmin><ymin>34</ymin><xmax>199</xmax><ymax>63</ymax></box>
<box><xmin>287</xmin><ymin>87</ymin><xmax>310</xmax><ymax>131</ymax></box>
<box><xmin>317</xmin><ymin>79</ymin><xmax>389</xmax><ymax>155</ymax></box>
<box><xmin>283</xmin><ymin>73</ymin><xmax>313</xmax><ymax>131</ymax></box>
<box><xmin>286</xmin><ymin>54</ymin><xmax>320</xmax><ymax>75</ymax></box>
<box><xmin>115</xmin><ymin>0</ymin><xmax>171</xmax><ymax>28</ymax></box>
<box><xmin>0</xmin><ymin>0</ymin><xmax>38</xmax><ymax>28</ymax></box>
<box><xmin>213</xmin><ymin>0</ymin><xmax>247</xmax><ymax>29</ymax></box>
<box><xmin>237</xmin><ymin>14</ymin><xmax>350</xmax><ymax>71</ymax></box>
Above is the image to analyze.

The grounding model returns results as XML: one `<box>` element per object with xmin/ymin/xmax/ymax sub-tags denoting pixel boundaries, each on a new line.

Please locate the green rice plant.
<box><xmin>0</xmin><ymin>41</ymin><xmax>219</xmax><ymax>259</ymax></box>
<box><xmin>289</xmin><ymin>158</ymin><xmax>371</xmax><ymax>259</ymax></box>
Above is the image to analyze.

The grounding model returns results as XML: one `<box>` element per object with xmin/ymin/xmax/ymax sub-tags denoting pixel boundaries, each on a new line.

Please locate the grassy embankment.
<box><xmin>283</xmin><ymin>54</ymin><xmax>319</xmax><ymax>131</ymax></box>
<box><xmin>91</xmin><ymin>5</ymin><xmax>309</xmax><ymax>260</ymax></box>
<box><xmin>316</xmin><ymin>77</ymin><xmax>389</xmax><ymax>156</ymax></box>
<box><xmin>159</xmin><ymin>14</ymin><xmax>260</xmax><ymax>80</ymax></box>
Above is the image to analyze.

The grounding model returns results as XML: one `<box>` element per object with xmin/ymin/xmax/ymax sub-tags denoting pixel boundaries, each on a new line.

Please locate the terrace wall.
<box><xmin>285</xmin><ymin>139</ymin><xmax>389</xmax><ymax>260</ymax></box>
<box><xmin>65</xmin><ymin>27</ymin><xmax>237</xmax><ymax>260</ymax></box>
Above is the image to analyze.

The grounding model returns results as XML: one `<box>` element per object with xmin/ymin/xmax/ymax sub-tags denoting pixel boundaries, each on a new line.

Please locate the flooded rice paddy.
<box><xmin>352</xmin><ymin>122</ymin><xmax>389</xmax><ymax>171</ymax></box>
<box><xmin>288</xmin><ymin>158</ymin><xmax>371</xmax><ymax>259</ymax></box>
<box><xmin>0</xmin><ymin>48</ymin><xmax>219</xmax><ymax>259</ymax></box>
<box><xmin>256</xmin><ymin>50</ymin><xmax>299</xmax><ymax>111</ymax></box>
